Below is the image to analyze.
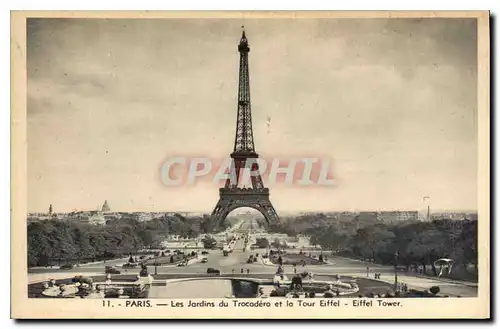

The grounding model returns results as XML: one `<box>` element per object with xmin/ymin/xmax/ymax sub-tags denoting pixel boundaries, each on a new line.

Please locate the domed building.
<box><xmin>101</xmin><ymin>200</ymin><xmax>111</xmax><ymax>213</ymax></box>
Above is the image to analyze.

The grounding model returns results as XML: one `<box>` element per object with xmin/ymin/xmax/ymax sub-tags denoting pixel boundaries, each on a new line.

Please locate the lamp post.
<box><xmin>394</xmin><ymin>251</ymin><xmax>399</xmax><ymax>293</ymax></box>
<box><xmin>154</xmin><ymin>256</ymin><xmax>158</xmax><ymax>276</ymax></box>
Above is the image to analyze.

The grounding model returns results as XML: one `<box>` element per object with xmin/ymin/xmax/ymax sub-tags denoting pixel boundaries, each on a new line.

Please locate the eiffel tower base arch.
<box><xmin>209</xmin><ymin>187</ymin><xmax>279</xmax><ymax>232</ymax></box>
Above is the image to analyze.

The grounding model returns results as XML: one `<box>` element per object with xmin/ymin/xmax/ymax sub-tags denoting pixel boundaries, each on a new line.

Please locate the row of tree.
<box><xmin>267</xmin><ymin>214</ymin><xmax>478</xmax><ymax>280</ymax></box>
<box><xmin>27</xmin><ymin>213</ymin><xmax>230</xmax><ymax>267</ymax></box>
<box><xmin>308</xmin><ymin>219</ymin><xmax>478</xmax><ymax>276</ymax></box>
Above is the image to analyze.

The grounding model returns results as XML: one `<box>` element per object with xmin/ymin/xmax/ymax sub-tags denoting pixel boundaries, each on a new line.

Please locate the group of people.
<box><xmin>231</xmin><ymin>268</ymin><xmax>251</xmax><ymax>274</ymax></box>
<box><xmin>358</xmin><ymin>292</ymin><xmax>396</xmax><ymax>298</ymax></box>
<box><xmin>397</xmin><ymin>282</ymin><xmax>409</xmax><ymax>293</ymax></box>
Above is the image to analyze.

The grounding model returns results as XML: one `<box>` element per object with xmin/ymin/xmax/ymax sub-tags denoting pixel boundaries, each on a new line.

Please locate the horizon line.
<box><xmin>28</xmin><ymin>209</ymin><xmax>479</xmax><ymax>214</ymax></box>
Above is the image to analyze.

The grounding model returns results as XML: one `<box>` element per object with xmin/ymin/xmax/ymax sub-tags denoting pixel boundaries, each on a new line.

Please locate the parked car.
<box><xmin>201</xmin><ymin>251</ymin><xmax>209</xmax><ymax>255</ymax></box>
<box><xmin>206</xmin><ymin>268</ymin><xmax>221</xmax><ymax>275</ymax></box>
<box><xmin>177</xmin><ymin>262</ymin><xmax>187</xmax><ymax>267</ymax></box>
<box><xmin>201</xmin><ymin>258</ymin><xmax>208</xmax><ymax>263</ymax></box>
<box><xmin>60</xmin><ymin>264</ymin><xmax>74</xmax><ymax>270</ymax></box>
<box><xmin>122</xmin><ymin>263</ymin><xmax>138</xmax><ymax>269</ymax></box>
<box><xmin>105</xmin><ymin>266</ymin><xmax>121</xmax><ymax>274</ymax></box>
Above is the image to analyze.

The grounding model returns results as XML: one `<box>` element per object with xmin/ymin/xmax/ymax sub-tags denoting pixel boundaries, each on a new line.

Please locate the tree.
<box><xmin>255</xmin><ymin>238</ymin><xmax>270</xmax><ymax>248</ymax></box>
<box><xmin>137</xmin><ymin>230</ymin><xmax>156</xmax><ymax>248</ymax></box>
<box><xmin>309</xmin><ymin>235</ymin><xmax>319</xmax><ymax>248</ymax></box>
<box><xmin>349</xmin><ymin>224</ymin><xmax>395</xmax><ymax>262</ymax></box>
<box><xmin>27</xmin><ymin>213</ymin><xmax>218</xmax><ymax>267</ymax></box>
<box><xmin>202</xmin><ymin>235</ymin><xmax>217</xmax><ymax>249</ymax></box>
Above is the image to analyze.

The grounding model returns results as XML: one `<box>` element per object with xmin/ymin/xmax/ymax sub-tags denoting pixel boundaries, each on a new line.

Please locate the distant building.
<box><xmin>431</xmin><ymin>212</ymin><xmax>476</xmax><ymax>221</ymax></box>
<box><xmin>101</xmin><ymin>200</ymin><xmax>111</xmax><ymax>213</ymax></box>
<box><xmin>468</xmin><ymin>213</ymin><xmax>478</xmax><ymax>221</ymax></box>
<box><xmin>120</xmin><ymin>212</ymin><xmax>152</xmax><ymax>222</ymax></box>
<box><xmin>377</xmin><ymin>211</ymin><xmax>419</xmax><ymax>223</ymax></box>
<box><xmin>27</xmin><ymin>209</ymin><xmax>59</xmax><ymax>224</ymax></box>
<box><xmin>356</xmin><ymin>212</ymin><xmax>379</xmax><ymax>222</ymax></box>
<box><xmin>136</xmin><ymin>213</ymin><xmax>152</xmax><ymax>222</ymax></box>
<box><xmin>69</xmin><ymin>211</ymin><xmax>106</xmax><ymax>225</ymax></box>
<box><xmin>103</xmin><ymin>213</ymin><xmax>120</xmax><ymax>223</ymax></box>
<box><xmin>27</xmin><ymin>216</ymin><xmax>40</xmax><ymax>224</ymax></box>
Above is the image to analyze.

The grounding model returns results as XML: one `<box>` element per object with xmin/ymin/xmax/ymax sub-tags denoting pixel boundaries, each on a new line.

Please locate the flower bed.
<box><xmin>269</xmin><ymin>253</ymin><xmax>325</xmax><ymax>266</ymax></box>
<box><xmin>143</xmin><ymin>253</ymin><xmax>196</xmax><ymax>266</ymax></box>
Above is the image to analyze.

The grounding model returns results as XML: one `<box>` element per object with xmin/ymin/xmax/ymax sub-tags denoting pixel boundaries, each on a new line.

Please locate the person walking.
<box><xmin>290</xmin><ymin>274</ymin><xmax>303</xmax><ymax>291</ymax></box>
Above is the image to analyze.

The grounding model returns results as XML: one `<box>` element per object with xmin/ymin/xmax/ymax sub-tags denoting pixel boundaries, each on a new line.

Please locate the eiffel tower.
<box><xmin>209</xmin><ymin>28</ymin><xmax>279</xmax><ymax>231</ymax></box>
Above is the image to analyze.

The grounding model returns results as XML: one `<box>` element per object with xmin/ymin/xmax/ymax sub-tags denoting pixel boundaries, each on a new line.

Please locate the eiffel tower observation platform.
<box><xmin>219</xmin><ymin>187</ymin><xmax>270</xmax><ymax>196</ymax></box>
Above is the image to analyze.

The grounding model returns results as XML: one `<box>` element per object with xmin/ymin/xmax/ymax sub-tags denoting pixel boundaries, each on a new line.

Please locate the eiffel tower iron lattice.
<box><xmin>209</xmin><ymin>29</ymin><xmax>279</xmax><ymax>231</ymax></box>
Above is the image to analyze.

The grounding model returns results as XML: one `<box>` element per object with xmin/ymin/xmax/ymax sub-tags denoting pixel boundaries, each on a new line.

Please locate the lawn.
<box><xmin>270</xmin><ymin>253</ymin><xmax>325</xmax><ymax>265</ymax></box>
<box><xmin>143</xmin><ymin>253</ymin><xmax>196</xmax><ymax>266</ymax></box>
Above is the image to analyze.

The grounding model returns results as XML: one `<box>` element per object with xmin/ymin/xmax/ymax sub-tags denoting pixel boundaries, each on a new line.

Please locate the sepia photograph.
<box><xmin>11</xmin><ymin>11</ymin><xmax>490</xmax><ymax>319</ymax></box>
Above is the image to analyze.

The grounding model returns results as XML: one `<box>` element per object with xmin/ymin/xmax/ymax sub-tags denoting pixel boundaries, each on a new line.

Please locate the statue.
<box><xmin>139</xmin><ymin>263</ymin><xmax>149</xmax><ymax>277</ymax></box>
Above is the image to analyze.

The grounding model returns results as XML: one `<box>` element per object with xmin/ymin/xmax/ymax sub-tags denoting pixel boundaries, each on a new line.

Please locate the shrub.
<box><xmin>429</xmin><ymin>286</ymin><xmax>440</xmax><ymax>295</ymax></box>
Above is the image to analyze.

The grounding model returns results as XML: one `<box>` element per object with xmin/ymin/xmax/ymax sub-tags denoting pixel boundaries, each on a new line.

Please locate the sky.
<box><xmin>27</xmin><ymin>17</ymin><xmax>478</xmax><ymax>213</ymax></box>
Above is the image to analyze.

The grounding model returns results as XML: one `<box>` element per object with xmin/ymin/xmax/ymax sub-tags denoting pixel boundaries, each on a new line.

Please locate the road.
<box><xmin>28</xmin><ymin>218</ymin><xmax>478</xmax><ymax>297</ymax></box>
